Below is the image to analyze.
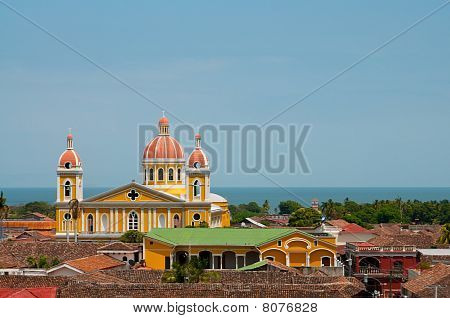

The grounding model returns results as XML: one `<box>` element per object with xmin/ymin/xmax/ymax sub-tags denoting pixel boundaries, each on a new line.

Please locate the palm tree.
<box><xmin>0</xmin><ymin>192</ymin><xmax>9</xmax><ymax>241</ymax></box>
<box><xmin>68</xmin><ymin>199</ymin><xmax>80</xmax><ymax>243</ymax></box>
<box><xmin>438</xmin><ymin>224</ymin><xmax>450</xmax><ymax>244</ymax></box>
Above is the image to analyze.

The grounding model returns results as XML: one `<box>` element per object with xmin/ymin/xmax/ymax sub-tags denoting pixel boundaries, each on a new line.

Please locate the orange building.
<box><xmin>144</xmin><ymin>228</ymin><xmax>337</xmax><ymax>270</ymax></box>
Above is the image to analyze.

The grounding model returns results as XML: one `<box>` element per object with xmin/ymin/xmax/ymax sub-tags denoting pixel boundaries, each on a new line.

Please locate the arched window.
<box><xmin>321</xmin><ymin>256</ymin><xmax>331</xmax><ymax>267</ymax></box>
<box><xmin>177</xmin><ymin>168</ymin><xmax>181</xmax><ymax>181</ymax></box>
<box><xmin>158</xmin><ymin>168</ymin><xmax>164</xmax><ymax>181</ymax></box>
<box><xmin>173</xmin><ymin>214</ymin><xmax>180</xmax><ymax>228</ymax></box>
<box><xmin>64</xmin><ymin>181</ymin><xmax>71</xmax><ymax>197</ymax></box>
<box><xmin>168</xmin><ymin>168</ymin><xmax>174</xmax><ymax>181</ymax></box>
<box><xmin>87</xmin><ymin>214</ymin><xmax>94</xmax><ymax>233</ymax></box>
<box><xmin>158</xmin><ymin>214</ymin><xmax>166</xmax><ymax>228</ymax></box>
<box><xmin>193</xmin><ymin>180</ymin><xmax>200</xmax><ymax>197</ymax></box>
<box><xmin>149</xmin><ymin>168</ymin><xmax>154</xmax><ymax>181</ymax></box>
<box><xmin>128</xmin><ymin>211</ymin><xmax>139</xmax><ymax>230</ymax></box>
<box><xmin>144</xmin><ymin>169</ymin><xmax>147</xmax><ymax>183</ymax></box>
<box><xmin>101</xmin><ymin>214</ymin><xmax>109</xmax><ymax>232</ymax></box>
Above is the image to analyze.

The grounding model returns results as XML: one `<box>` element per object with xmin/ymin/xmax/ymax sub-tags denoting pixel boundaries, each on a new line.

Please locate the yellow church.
<box><xmin>55</xmin><ymin>115</ymin><xmax>230</xmax><ymax>240</ymax></box>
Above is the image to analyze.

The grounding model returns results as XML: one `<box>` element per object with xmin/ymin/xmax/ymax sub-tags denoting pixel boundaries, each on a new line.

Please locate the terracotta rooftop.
<box><xmin>0</xmin><ymin>241</ymin><xmax>107</xmax><ymax>269</ymax></box>
<box><xmin>97</xmin><ymin>242</ymin><xmax>139</xmax><ymax>252</ymax></box>
<box><xmin>368</xmin><ymin>231</ymin><xmax>436</xmax><ymax>248</ymax></box>
<box><xmin>64</xmin><ymin>254</ymin><xmax>124</xmax><ymax>273</ymax></box>
<box><xmin>403</xmin><ymin>263</ymin><xmax>450</xmax><ymax>297</ymax></box>
<box><xmin>0</xmin><ymin>287</ymin><xmax>57</xmax><ymax>298</ymax></box>
<box><xmin>13</xmin><ymin>231</ymin><xmax>54</xmax><ymax>241</ymax></box>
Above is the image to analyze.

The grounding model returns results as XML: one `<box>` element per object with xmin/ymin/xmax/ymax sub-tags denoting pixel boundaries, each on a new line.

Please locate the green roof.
<box><xmin>238</xmin><ymin>260</ymin><xmax>268</xmax><ymax>271</ymax></box>
<box><xmin>145</xmin><ymin>228</ymin><xmax>306</xmax><ymax>247</ymax></box>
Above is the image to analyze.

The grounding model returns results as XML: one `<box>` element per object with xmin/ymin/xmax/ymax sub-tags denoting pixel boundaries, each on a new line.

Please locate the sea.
<box><xmin>2</xmin><ymin>187</ymin><xmax>450</xmax><ymax>207</ymax></box>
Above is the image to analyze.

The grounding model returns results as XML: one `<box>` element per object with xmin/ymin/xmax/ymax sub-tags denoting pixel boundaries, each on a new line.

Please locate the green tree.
<box><xmin>288</xmin><ymin>208</ymin><xmax>322</xmax><ymax>227</ymax></box>
<box><xmin>279</xmin><ymin>200</ymin><xmax>303</xmax><ymax>214</ymax></box>
<box><xmin>10</xmin><ymin>201</ymin><xmax>56</xmax><ymax>219</ymax></box>
<box><xmin>120</xmin><ymin>230</ymin><xmax>144</xmax><ymax>243</ymax></box>
<box><xmin>0</xmin><ymin>191</ymin><xmax>9</xmax><ymax>220</ymax></box>
<box><xmin>161</xmin><ymin>258</ymin><xmax>211</xmax><ymax>283</ymax></box>
<box><xmin>26</xmin><ymin>255</ymin><xmax>60</xmax><ymax>269</ymax></box>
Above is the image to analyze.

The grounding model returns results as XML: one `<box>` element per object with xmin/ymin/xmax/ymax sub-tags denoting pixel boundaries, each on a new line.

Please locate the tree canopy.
<box><xmin>288</xmin><ymin>208</ymin><xmax>322</xmax><ymax>227</ymax></box>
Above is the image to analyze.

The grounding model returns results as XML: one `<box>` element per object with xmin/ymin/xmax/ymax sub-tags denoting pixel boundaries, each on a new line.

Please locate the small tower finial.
<box><xmin>162</xmin><ymin>110</ymin><xmax>165</xmax><ymax>117</ymax></box>
<box><xmin>67</xmin><ymin>128</ymin><xmax>73</xmax><ymax>149</ymax></box>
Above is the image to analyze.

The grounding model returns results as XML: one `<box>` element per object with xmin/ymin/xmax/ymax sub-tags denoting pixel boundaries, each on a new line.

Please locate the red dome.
<box><xmin>188</xmin><ymin>148</ymin><xmax>208</xmax><ymax>168</ymax></box>
<box><xmin>143</xmin><ymin>135</ymin><xmax>184</xmax><ymax>160</ymax></box>
<box><xmin>58</xmin><ymin>149</ymin><xmax>81</xmax><ymax>167</ymax></box>
<box><xmin>159</xmin><ymin>116</ymin><xmax>169</xmax><ymax>125</ymax></box>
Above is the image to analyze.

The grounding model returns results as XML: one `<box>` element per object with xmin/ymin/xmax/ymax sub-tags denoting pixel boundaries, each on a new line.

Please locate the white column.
<box><xmin>286</xmin><ymin>253</ymin><xmax>290</xmax><ymax>267</ymax></box>
<box><xmin>306</xmin><ymin>253</ymin><xmax>310</xmax><ymax>266</ymax></box>
<box><xmin>122</xmin><ymin>209</ymin><xmax>126</xmax><ymax>232</ymax></box>
<box><xmin>115</xmin><ymin>208</ymin><xmax>119</xmax><ymax>232</ymax></box>
<box><xmin>168</xmin><ymin>208</ymin><xmax>171</xmax><ymax>228</ymax></box>
<box><xmin>109</xmin><ymin>208</ymin><xmax>113</xmax><ymax>233</ymax></box>
<box><xmin>95</xmin><ymin>209</ymin><xmax>99</xmax><ymax>232</ymax></box>
<box><xmin>148</xmin><ymin>208</ymin><xmax>152</xmax><ymax>230</ymax></box>
<box><xmin>56</xmin><ymin>176</ymin><xmax>60</xmax><ymax>202</ymax></box>
<box><xmin>81</xmin><ymin>209</ymin><xmax>85</xmax><ymax>233</ymax></box>
<box><xmin>140</xmin><ymin>208</ymin><xmax>145</xmax><ymax>232</ymax></box>
<box><xmin>153</xmin><ymin>208</ymin><xmax>156</xmax><ymax>228</ymax></box>
<box><xmin>334</xmin><ymin>253</ymin><xmax>338</xmax><ymax>266</ymax></box>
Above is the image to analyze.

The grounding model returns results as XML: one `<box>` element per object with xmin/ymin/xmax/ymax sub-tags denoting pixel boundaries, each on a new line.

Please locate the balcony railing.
<box><xmin>347</xmin><ymin>243</ymin><xmax>416</xmax><ymax>253</ymax></box>
<box><xmin>356</xmin><ymin>266</ymin><xmax>405</xmax><ymax>278</ymax></box>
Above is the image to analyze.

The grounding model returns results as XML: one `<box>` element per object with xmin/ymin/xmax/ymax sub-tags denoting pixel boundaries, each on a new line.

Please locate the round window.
<box><xmin>193</xmin><ymin>213</ymin><xmax>201</xmax><ymax>221</ymax></box>
<box><xmin>64</xmin><ymin>162</ymin><xmax>72</xmax><ymax>169</ymax></box>
<box><xmin>193</xmin><ymin>162</ymin><xmax>200</xmax><ymax>169</ymax></box>
<box><xmin>63</xmin><ymin>213</ymin><xmax>72</xmax><ymax>221</ymax></box>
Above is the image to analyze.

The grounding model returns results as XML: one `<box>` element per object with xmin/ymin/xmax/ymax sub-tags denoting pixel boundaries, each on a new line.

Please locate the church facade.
<box><xmin>55</xmin><ymin>116</ymin><xmax>230</xmax><ymax>240</ymax></box>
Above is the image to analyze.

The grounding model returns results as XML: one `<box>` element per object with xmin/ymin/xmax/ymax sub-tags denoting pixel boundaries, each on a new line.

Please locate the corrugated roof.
<box><xmin>146</xmin><ymin>228</ymin><xmax>305</xmax><ymax>246</ymax></box>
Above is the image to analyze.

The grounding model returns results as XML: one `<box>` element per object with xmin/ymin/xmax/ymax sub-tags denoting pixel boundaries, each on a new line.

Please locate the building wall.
<box><xmin>144</xmin><ymin>232</ymin><xmax>338</xmax><ymax>270</ymax></box>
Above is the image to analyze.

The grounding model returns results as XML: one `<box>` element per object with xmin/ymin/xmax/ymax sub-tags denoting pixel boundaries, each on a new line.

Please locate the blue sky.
<box><xmin>0</xmin><ymin>0</ymin><xmax>449</xmax><ymax>187</ymax></box>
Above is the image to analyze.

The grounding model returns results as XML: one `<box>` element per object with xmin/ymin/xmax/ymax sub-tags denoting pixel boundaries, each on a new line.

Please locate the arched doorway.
<box><xmin>175</xmin><ymin>251</ymin><xmax>189</xmax><ymax>265</ymax></box>
<box><xmin>245</xmin><ymin>251</ymin><xmax>260</xmax><ymax>266</ymax></box>
<box><xmin>87</xmin><ymin>214</ymin><xmax>94</xmax><ymax>233</ymax></box>
<box><xmin>366</xmin><ymin>278</ymin><xmax>382</xmax><ymax>297</ymax></box>
<box><xmin>173</xmin><ymin>214</ymin><xmax>180</xmax><ymax>228</ymax></box>
<box><xmin>309</xmin><ymin>249</ymin><xmax>334</xmax><ymax>267</ymax></box>
<box><xmin>101</xmin><ymin>214</ymin><xmax>109</xmax><ymax>232</ymax></box>
<box><xmin>199</xmin><ymin>251</ymin><xmax>212</xmax><ymax>269</ymax></box>
<box><xmin>222</xmin><ymin>251</ymin><xmax>236</xmax><ymax>269</ymax></box>
<box><xmin>321</xmin><ymin>256</ymin><xmax>331</xmax><ymax>267</ymax></box>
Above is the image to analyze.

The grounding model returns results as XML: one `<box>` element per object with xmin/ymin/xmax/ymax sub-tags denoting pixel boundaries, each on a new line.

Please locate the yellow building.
<box><xmin>55</xmin><ymin>116</ymin><xmax>230</xmax><ymax>240</ymax></box>
<box><xmin>144</xmin><ymin>228</ymin><xmax>337</xmax><ymax>269</ymax></box>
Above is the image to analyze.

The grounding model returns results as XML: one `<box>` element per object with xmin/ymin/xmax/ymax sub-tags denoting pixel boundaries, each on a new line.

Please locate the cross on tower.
<box><xmin>127</xmin><ymin>189</ymin><xmax>140</xmax><ymax>201</ymax></box>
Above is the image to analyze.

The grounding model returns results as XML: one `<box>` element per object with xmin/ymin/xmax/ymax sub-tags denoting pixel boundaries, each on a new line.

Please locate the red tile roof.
<box><xmin>327</xmin><ymin>219</ymin><xmax>370</xmax><ymax>233</ymax></box>
<box><xmin>0</xmin><ymin>287</ymin><xmax>57</xmax><ymax>298</ymax></box>
<box><xmin>403</xmin><ymin>263</ymin><xmax>450</xmax><ymax>297</ymax></box>
<box><xmin>64</xmin><ymin>254</ymin><xmax>124</xmax><ymax>273</ymax></box>
<box><xmin>97</xmin><ymin>242</ymin><xmax>139</xmax><ymax>252</ymax></box>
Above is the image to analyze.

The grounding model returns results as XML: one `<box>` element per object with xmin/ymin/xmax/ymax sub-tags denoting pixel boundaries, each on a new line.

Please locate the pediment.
<box><xmin>82</xmin><ymin>182</ymin><xmax>184</xmax><ymax>203</ymax></box>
